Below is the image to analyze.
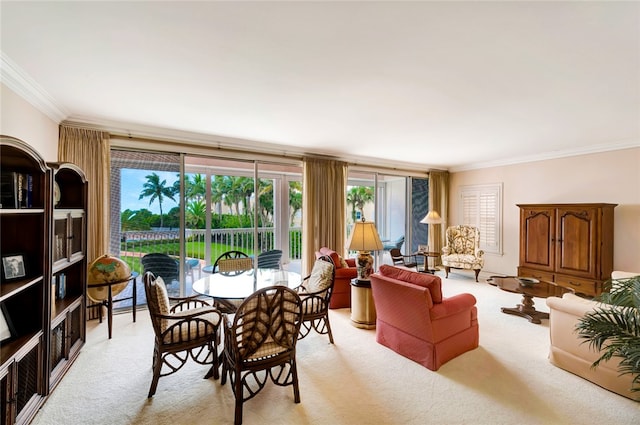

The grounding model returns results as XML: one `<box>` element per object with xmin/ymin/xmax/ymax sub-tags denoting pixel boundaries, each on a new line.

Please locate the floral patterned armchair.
<box><xmin>441</xmin><ymin>225</ymin><xmax>484</xmax><ymax>282</ymax></box>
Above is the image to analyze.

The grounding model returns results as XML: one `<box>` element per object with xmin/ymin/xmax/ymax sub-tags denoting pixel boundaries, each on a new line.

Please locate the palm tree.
<box><xmin>347</xmin><ymin>186</ymin><xmax>374</xmax><ymax>222</ymax></box>
<box><xmin>576</xmin><ymin>275</ymin><xmax>640</xmax><ymax>394</ymax></box>
<box><xmin>171</xmin><ymin>173</ymin><xmax>206</xmax><ymax>203</ymax></box>
<box><xmin>185</xmin><ymin>200</ymin><xmax>206</xmax><ymax>228</ymax></box>
<box><xmin>211</xmin><ymin>175</ymin><xmax>225</xmax><ymax>218</ymax></box>
<box><xmin>186</xmin><ymin>173</ymin><xmax>206</xmax><ymax>202</ymax></box>
<box><xmin>138</xmin><ymin>172</ymin><xmax>176</xmax><ymax>228</ymax></box>
<box><xmin>289</xmin><ymin>181</ymin><xmax>302</xmax><ymax>226</ymax></box>
<box><xmin>257</xmin><ymin>178</ymin><xmax>274</xmax><ymax>227</ymax></box>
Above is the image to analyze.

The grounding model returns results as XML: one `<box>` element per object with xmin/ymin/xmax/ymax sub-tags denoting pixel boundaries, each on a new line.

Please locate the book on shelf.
<box><xmin>0</xmin><ymin>172</ymin><xmax>33</xmax><ymax>209</ymax></box>
<box><xmin>56</xmin><ymin>273</ymin><xmax>66</xmax><ymax>300</ymax></box>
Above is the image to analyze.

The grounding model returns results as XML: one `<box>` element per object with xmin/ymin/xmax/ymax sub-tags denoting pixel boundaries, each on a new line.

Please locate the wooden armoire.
<box><xmin>517</xmin><ymin>203</ymin><xmax>616</xmax><ymax>297</ymax></box>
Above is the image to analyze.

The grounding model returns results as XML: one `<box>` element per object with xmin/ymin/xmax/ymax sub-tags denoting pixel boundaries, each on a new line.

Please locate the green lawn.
<box><xmin>121</xmin><ymin>241</ymin><xmax>257</xmax><ymax>273</ymax></box>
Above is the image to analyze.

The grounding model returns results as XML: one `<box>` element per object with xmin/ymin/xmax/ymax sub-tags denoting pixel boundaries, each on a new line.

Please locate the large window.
<box><xmin>346</xmin><ymin>170</ymin><xmax>429</xmax><ymax>267</ymax></box>
<box><xmin>110</xmin><ymin>149</ymin><xmax>302</xmax><ymax>306</ymax></box>
<box><xmin>458</xmin><ymin>183</ymin><xmax>502</xmax><ymax>255</ymax></box>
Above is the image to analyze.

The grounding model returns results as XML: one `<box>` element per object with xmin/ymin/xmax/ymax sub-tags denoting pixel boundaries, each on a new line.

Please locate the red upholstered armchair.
<box><xmin>370</xmin><ymin>265</ymin><xmax>479</xmax><ymax>371</ymax></box>
<box><xmin>315</xmin><ymin>247</ymin><xmax>357</xmax><ymax>309</ymax></box>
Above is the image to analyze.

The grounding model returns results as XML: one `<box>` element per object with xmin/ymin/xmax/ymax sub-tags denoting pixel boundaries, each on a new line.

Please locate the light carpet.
<box><xmin>32</xmin><ymin>272</ymin><xmax>639</xmax><ymax>425</ymax></box>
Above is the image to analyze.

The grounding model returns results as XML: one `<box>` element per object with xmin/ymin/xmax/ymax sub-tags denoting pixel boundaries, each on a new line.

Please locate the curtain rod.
<box><xmin>64</xmin><ymin>121</ymin><xmax>431</xmax><ymax>176</ymax></box>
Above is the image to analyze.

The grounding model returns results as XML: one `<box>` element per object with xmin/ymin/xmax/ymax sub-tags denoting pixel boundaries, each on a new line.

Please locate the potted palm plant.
<box><xmin>576</xmin><ymin>275</ymin><xmax>640</xmax><ymax>395</ymax></box>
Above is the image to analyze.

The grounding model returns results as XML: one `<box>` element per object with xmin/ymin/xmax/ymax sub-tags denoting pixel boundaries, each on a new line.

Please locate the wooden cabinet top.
<box><xmin>517</xmin><ymin>203</ymin><xmax>617</xmax><ymax>208</ymax></box>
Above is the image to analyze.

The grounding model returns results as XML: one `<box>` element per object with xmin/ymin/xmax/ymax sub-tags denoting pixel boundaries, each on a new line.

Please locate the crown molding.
<box><xmin>1</xmin><ymin>52</ymin><xmax>68</xmax><ymax>122</ymax></box>
<box><xmin>449</xmin><ymin>138</ymin><xmax>640</xmax><ymax>172</ymax></box>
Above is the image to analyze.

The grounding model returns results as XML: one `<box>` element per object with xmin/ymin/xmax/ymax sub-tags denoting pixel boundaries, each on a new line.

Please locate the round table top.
<box><xmin>192</xmin><ymin>268</ymin><xmax>302</xmax><ymax>300</ymax></box>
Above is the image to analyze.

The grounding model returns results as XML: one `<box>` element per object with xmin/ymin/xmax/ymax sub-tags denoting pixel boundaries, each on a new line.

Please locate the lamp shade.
<box><xmin>420</xmin><ymin>210</ymin><xmax>442</xmax><ymax>224</ymax></box>
<box><xmin>347</xmin><ymin>220</ymin><xmax>383</xmax><ymax>252</ymax></box>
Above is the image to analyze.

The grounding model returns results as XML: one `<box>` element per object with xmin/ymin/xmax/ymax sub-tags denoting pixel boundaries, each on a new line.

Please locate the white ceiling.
<box><xmin>1</xmin><ymin>1</ymin><xmax>639</xmax><ymax>171</ymax></box>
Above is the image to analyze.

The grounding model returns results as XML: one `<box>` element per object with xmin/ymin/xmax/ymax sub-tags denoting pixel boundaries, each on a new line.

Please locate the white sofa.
<box><xmin>546</xmin><ymin>271</ymin><xmax>639</xmax><ymax>400</ymax></box>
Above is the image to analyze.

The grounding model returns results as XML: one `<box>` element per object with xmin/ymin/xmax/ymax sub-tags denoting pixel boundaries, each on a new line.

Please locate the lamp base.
<box><xmin>356</xmin><ymin>251</ymin><xmax>374</xmax><ymax>281</ymax></box>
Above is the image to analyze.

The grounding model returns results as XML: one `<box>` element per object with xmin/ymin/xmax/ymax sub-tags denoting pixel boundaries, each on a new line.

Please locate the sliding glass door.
<box><xmin>346</xmin><ymin>169</ymin><xmax>429</xmax><ymax>269</ymax></box>
<box><xmin>110</xmin><ymin>149</ymin><xmax>302</xmax><ymax>308</ymax></box>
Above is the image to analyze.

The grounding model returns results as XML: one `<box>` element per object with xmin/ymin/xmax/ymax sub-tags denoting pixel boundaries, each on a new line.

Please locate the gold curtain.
<box><xmin>302</xmin><ymin>157</ymin><xmax>347</xmax><ymax>276</ymax></box>
<box><xmin>58</xmin><ymin>125</ymin><xmax>111</xmax><ymax>272</ymax></box>
<box><xmin>428</xmin><ymin>170</ymin><xmax>449</xmax><ymax>266</ymax></box>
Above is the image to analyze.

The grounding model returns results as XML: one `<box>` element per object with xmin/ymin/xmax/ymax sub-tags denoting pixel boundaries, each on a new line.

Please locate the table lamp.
<box><xmin>347</xmin><ymin>218</ymin><xmax>383</xmax><ymax>280</ymax></box>
<box><xmin>420</xmin><ymin>210</ymin><xmax>442</xmax><ymax>252</ymax></box>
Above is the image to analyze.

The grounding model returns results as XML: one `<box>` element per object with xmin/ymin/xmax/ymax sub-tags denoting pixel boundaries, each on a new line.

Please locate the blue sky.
<box><xmin>120</xmin><ymin>169</ymin><xmax>180</xmax><ymax>214</ymax></box>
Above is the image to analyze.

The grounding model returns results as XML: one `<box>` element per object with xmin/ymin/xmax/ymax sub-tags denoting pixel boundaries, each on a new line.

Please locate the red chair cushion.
<box><xmin>379</xmin><ymin>265</ymin><xmax>443</xmax><ymax>303</ymax></box>
<box><xmin>317</xmin><ymin>247</ymin><xmax>343</xmax><ymax>269</ymax></box>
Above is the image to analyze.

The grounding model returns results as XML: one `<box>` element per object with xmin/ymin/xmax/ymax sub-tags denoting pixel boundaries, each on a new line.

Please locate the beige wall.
<box><xmin>0</xmin><ymin>83</ymin><xmax>58</xmax><ymax>160</ymax></box>
<box><xmin>449</xmin><ymin>148</ymin><xmax>640</xmax><ymax>275</ymax></box>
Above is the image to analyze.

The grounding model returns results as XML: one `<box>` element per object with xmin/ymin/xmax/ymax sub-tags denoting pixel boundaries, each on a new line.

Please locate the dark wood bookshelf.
<box><xmin>0</xmin><ymin>136</ymin><xmax>88</xmax><ymax>424</ymax></box>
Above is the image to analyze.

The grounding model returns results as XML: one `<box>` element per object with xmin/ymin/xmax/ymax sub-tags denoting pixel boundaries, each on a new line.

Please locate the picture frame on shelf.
<box><xmin>2</xmin><ymin>253</ymin><xmax>26</xmax><ymax>280</ymax></box>
<box><xmin>0</xmin><ymin>304</ymin><xmax>16</xmax><ymax>342</ymax></box>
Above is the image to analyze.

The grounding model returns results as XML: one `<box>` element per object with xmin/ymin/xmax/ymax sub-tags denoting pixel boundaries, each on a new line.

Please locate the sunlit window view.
<box><xmin>110</xmin><ymin>151</ymin><xmax>303</xmax><ymax>304</ymax></box>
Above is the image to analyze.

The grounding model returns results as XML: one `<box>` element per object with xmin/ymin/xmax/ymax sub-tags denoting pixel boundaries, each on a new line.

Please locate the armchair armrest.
<box><xmin>430</xmin><ymin>293</ymin><xmax>477</xmax><ymax>320</ymax></box>
<box><xmin>546</xmin><ymin>293</ymin><xmax>600</xmax><ymax>318</ymax></box>
<box><xmin>442</xmin><ymin>246</ymin><xmax>452</xmax><ymax>255</ymax></box>
<box><xmin>169</xmin><ymin>295</ymin><xmax>212</xmax><ymax>312</ymax></box>
<box><xmin>475</xmin><ymin>248</ymin><xmax>485</xmax><ymax>257</ymax></box>
<box><xmin>336</xmin><ymin>267</ymin><xmax>357</xmax><ymax>279</ymax></box>
<box><xmin>159</xmin><ymin>306</ymin><xmax>221</xmax><ymax>340</ymax></box>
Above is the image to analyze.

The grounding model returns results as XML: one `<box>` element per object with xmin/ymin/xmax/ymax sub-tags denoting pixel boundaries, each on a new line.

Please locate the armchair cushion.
<box><xmin>147</xmin><ymin>276</ymin><xmax>171</xmax><ymax>330</ymax></box>
<box><xmin>379</xmin><ymin>265</ymin><xmax>443</xmax><ymax>304</ymax></box>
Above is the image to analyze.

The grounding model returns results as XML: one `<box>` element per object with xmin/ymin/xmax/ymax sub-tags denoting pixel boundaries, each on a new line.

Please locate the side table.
<box><xmin>417</xmin><ymin>251</ymin><xmax>440</xmax><ymax>274</ymax></box>
<box><xmin>87</xmin><ymin>271</ymin><xmax>138</xmax><ymax>339</ymax></box>
<box><xmin>350</xmin><ymin>279</ymin><xmax>376</xmax><ymax>329</ymax></box>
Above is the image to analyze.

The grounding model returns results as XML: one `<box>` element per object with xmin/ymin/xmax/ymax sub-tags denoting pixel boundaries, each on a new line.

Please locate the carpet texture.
<box><xmin>32</xmin><ymin>272</ymin><xmax>639</xmax><ymax>424</ymax></box>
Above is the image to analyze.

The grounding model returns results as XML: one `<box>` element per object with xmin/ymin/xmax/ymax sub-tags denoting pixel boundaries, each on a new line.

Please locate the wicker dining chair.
<box><xmin>213</xmin><ymin>250</ymin><xmax>253</xmax><ymax>275</ymax></box>
<box><xmin>256</xmin><ymin>249</ymin><xmax>283</xmax><ymax>269</ymax></box>
<box><xmin>143</xmin><ymin>272</ymin><xmax>222</xmax><ymax>398</ymax></box>
<box><xmin>211</xmin><ymin>250</ymin><xmax>253</xmax><ymax>313</ymax></box>
<box><xmin>296</xmin><ymin>255</ymin><xmax>336</xmax><ymax>343</ymax></box>
<box><xmin>141</xmin><ymin>253</ymin><xmax>180</xmax><ymax>285</ymax></box>
<box><xmin>221</xmin><ymin>285</ymin><xmax>303</xmax><ymax>425</ymax></box>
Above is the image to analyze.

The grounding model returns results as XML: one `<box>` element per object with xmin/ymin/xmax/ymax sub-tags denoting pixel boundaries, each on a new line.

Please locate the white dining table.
<box><xmin>191</xmin><ymin>268</ymin><xmax>302</xmax><ymax>301</ymax></box>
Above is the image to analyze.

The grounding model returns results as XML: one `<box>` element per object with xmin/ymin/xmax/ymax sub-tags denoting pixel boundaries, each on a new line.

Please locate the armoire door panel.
<box><xmin>556</xmin><ymin>207</ymin><xmax>597</xmax><ymax>278</ymax></box>
<box><xmin>520</xmin><ymin>207</ymin><xmax>555</xmax><ymax>271</ymax></box>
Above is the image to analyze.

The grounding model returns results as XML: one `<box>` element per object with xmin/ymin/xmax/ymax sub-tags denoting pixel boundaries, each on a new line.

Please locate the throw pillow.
<box><xmin>378</xmin><ymin>264</ymin><xmax>443</xmax><ymax>303</ymax></box>
<box><xmin>338</xmin><ymin>255</ymin><xmax>349</xmax><ymax>268</ymax></box>
<box><xmin>304</xmin><ymin>260</ymin><xmax>334</xmax><ymax>292</ymax></box>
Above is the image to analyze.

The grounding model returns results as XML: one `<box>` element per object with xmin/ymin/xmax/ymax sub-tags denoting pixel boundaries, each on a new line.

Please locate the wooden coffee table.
<box><xmin>487</xmin><ymin>275</ymin><xmax>574</xmax><ymax>324</ymax></box>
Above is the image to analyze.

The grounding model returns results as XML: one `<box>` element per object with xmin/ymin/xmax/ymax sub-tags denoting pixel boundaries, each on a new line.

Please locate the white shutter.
<box><xmin>461</xmin><ymin>191</ymin><xmax>478</xmax><ymax>227</ymax></box>
<box><xmin>459</xmin><ymin>184</ymin><xmax>502</xmax><ymax>254</ymax></box>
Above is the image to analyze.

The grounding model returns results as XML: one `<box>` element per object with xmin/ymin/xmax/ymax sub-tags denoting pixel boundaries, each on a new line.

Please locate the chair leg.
<box><xmin>234</xmin><ymin>370</ymin><xmax>244</xmax><ymax>425</ymax></box>
<box><xmin>474</xmin><ymin>269</ymin><xmax>480</xmax><ymax>282</ymax></box>
<box><xmin>445</xmin><ymin>266</ymin><xmax>450</xmax><ymax>278</ymax></box>
<box><xmin>291</xmin><ymin>359</ymin><xmax>301</xmax><ymax>404</ymax></box>
<box><xmin>148</xmin><ymin>349</ymin><xmax>163</xmax><ymax>398</ymax></box>
<box><xmin>324</xmin><ymin>316</ymin><xmax>334</xmax><ymax>344</ymax></box>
